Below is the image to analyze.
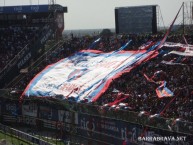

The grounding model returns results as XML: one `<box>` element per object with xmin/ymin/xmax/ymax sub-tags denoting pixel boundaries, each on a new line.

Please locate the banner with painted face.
<box><xmin>22</xmin><ymin>43</ymin><xmax>159</xmax><ymax>102</ymax></box>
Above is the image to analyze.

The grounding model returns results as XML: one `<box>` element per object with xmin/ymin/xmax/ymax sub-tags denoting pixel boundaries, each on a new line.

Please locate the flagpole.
<box><xmin>156</xmin><ymin>3</ymin><xmax>184</xmax><ymax>50</ymax></box>
<box><xmin>183</xmin><ymin>2</ymin><xmax>185</xmax><ymax>34</ymax></box>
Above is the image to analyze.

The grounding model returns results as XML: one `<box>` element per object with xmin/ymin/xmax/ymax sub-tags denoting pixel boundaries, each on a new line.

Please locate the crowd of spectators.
<box><xmin>97</xmin><ymin>53</ymin><xmax>193</xmax><ymax>122</ymax></box>
<box><xmin>0</xmin><ymin>26</ymin><xmax>39</xmax><ymax>71</ymax></box>
<box><xmin>6</xmin><ymin>32</ymin><xmax>193</xmax><ymax>123</ymax></box>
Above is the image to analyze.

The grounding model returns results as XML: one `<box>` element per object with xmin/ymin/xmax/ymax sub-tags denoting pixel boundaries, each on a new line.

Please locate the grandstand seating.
<box><xmin>5</xmin><ymin>33</ymin><xmax>192</xmax><ymax>124</ymax></box>
<box><xmin>97</xmin><ymin>52</ymin><xmax>193</xmax><ymax>122</ymax></box>
<box><xmin>0</xmin><ymin>32</ymin><xmax>193</xmax><ymax>145</ymax></box>
<box><xmin>0</xmin><ymin>26</ymin><xmax>39</xmax><ymax>71</ymax></box>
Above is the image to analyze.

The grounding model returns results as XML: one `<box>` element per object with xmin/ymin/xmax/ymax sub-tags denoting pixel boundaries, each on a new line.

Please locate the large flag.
<box><xmin>21</xmin><ymin>43</ymin><xmax>159</xmax><ymax>102</ymax></box>
<box><xmin>156</xmin><ymin>81</ymin><xmax>174</xmax><ymax>98</ymax></box>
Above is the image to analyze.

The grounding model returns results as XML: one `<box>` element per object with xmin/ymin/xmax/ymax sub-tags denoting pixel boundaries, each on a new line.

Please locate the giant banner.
<box><xmin>22</xmin><ymin>45</ymin><xmax>159</xmax><ymax>102</ymax></box>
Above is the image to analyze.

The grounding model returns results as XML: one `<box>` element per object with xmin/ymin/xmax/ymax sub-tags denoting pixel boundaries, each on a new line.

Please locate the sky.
<box><xmin>0</xmin><ymin>0</ymin><xmax>192</xmax><ymax>30</ymax></box>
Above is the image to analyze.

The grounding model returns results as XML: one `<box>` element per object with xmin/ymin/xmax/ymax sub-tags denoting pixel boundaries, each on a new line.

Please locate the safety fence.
<box><xmin>0</xmin><ymin>123</ymin><xmax>53</xmax><ymax>145</ymax></box>
<box><xmin>0</xmin><ymin>92</ymin><xmax>193</xmax><ymax>145</ymax></box>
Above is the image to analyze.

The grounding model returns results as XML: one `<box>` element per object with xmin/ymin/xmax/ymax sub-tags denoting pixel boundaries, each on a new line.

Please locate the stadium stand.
<box><xmin>0</xmin><ymin>4</ymin><xmax>193</xmax><ymax>145</ymax></box>
<box><xmin>0</xmin><ymin>26</ymin><xmax>39</xmax><ymax>71</ymax></box>
<box><xmin>6</xmin><ymin>33</ymin><xmax>192</xmax><ymax>122</ymax></box>
<box><xmin>0</xmin><ymin>33</ymin><xmax>193</xmax><ymax>144</ymax></box>
<box><xmin>97</xmin><ymin>50</ymin><xmax>193</xmax><ymax>122</ymax></box>
<box><xmin>0</xmin><ymin>4</ymin><xmax>67</xmax><ymax>89</ymax></box>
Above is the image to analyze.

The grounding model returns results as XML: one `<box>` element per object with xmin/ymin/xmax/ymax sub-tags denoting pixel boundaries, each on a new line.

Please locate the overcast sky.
<box><xmin>0</xmin><ymin>0</ymin><xmax>191</xmax><ymax>30</ymax></box>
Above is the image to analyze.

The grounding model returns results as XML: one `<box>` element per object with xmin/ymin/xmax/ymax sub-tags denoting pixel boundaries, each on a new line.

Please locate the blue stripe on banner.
<box><xmin>88</xmin><ymin>38</ymin><xmax>101</xmax><ymax>49</ymax></box>
<box><xmin>110</xmin><ymin>40</ymin><xmax>132</xmax><ymax>54</ymax></box>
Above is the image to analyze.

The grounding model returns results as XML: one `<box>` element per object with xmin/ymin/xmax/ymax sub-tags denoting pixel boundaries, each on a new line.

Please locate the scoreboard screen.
<box><xmin>115</xmin><ymin>5</ymin><xmax>157</xmax><ymax>34</ymax></box>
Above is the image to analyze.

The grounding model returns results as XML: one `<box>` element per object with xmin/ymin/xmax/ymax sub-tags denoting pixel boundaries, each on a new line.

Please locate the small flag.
<box><xmin>143</xmin><ymin>73</ymin><xmax>155</xmax><ymax>83</ymax></box>
<box><xmin>156</xmin><ymin>81</ymin><xmax>174</xmax><ymax>98</ymax></box>
<box><xmin>88</xmin><ymin>38</ymin><xmax>101</xmax><ymax>49</ymax></box>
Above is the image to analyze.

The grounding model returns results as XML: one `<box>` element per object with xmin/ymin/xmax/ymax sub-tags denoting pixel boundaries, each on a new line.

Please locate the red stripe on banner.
<box><xmin>81</xmin><ymin>49</ymin><xmax>103</xmax><ymax>53</ymax></box>
<box><xmin>117</xmin><ymin>50</ymin><xmax>147</xmax><ymax>54</ymax></box>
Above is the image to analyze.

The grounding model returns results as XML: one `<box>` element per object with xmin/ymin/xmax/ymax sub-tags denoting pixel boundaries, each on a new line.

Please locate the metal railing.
<box><xmin>68</xmin><ymin>101</ymin><xmax>193</xmax><ymax>135</ymax></box>
<box><xmin>0</xmin><ymin>44</ymin><xmax>29</xmax><ymax>79</ymax></box>
<box><xmin>0</xmin><ymin>90</ymin><xmax>192</xmax><ymax>136</ymax></box>
<box><xmin>0</xmin><ymin>123</ymin><xmax>53</xmax><ymax>145</ymax></box>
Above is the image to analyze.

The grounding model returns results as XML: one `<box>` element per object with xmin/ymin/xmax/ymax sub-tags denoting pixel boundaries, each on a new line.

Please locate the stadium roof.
<box><xmin>0</xmin><ymin>4</ymin><xmax>67</xmax><ymax>14</ymax></box>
